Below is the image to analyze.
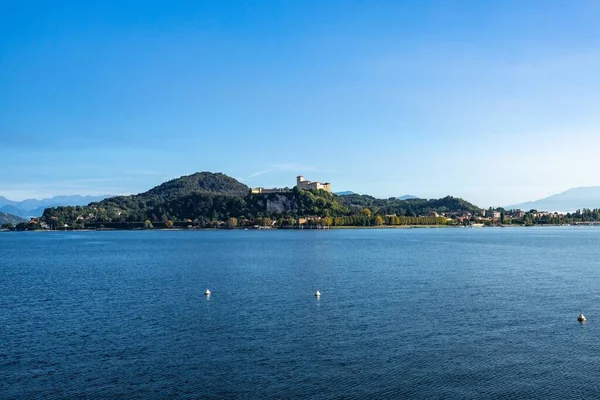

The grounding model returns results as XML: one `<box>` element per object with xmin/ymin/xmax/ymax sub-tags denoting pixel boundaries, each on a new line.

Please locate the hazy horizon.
<box><xmin>3</xmin><ymin>1</ymin><xmax>600</xmax><ymax>207</ymax></box>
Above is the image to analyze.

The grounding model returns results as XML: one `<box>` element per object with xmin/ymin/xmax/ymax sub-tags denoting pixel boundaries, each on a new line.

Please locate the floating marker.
<box><xmin>204</xmin><ymin>289</ymin><xmax>211</xmax><ymax>296</ymax></box>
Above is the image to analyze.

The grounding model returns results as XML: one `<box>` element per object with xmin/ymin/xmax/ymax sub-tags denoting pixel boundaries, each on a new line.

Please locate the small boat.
<box><xmin>204</xmin><ymin>289</ymin><xmax>211</xmax><ymax>296</ymax></box>
<box><xmin>578</xmin><ymin>313</ymin><xmax>586</xmax><ymax>322</ymax></box>
<box><xmin>315</xmin><ymin>290</ymin><xmax>321</xmax><ymax>297</ymax></box>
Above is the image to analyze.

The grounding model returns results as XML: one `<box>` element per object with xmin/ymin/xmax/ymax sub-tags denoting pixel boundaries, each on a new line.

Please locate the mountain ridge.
<box><xmin>0</xmin><ymin>195</ymin><xmax>111</xmax><ymax>217</ymax></box>
<box><xmin>0</xmin><ymin>211</ymin><xmax>26</xmax><ymax>225</ymax></box>
<box><xmin>506</xmin><ymin>186</ymin><xmax>600</xmax><ymax>212</ymax></box>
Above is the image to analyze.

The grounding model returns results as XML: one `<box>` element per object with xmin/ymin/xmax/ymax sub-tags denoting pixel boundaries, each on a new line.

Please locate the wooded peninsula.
<box><xmin>3</xmin><ymin>172</ymin><xmax>600</xmax><ymax>231</ymax></box>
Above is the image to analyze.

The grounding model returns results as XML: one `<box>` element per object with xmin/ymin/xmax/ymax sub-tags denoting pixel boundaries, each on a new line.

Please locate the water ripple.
<box><xmin>3</xmin><ymin>228</ymin><xmax>600</xmax><ymax>398</ymax></box>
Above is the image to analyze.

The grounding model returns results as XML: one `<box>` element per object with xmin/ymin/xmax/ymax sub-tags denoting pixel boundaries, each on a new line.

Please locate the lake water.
<box><xmin>2</xmin><ymin>228</ymin><xmax>600</xmax><ymax>399</ymax></box>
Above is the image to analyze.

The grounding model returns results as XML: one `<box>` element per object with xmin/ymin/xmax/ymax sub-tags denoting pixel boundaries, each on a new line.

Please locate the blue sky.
<box><xmin>2</xmin><ymin>0</ymin><xmax>600</xmax><ymax>207</ymax></box>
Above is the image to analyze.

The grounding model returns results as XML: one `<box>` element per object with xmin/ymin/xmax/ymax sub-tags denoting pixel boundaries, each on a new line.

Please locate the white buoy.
<box><xmin>578</xmin><ymin>313</ymin><xmax>586</xmax><ymax>322</ymax></box>
<box><xmin>204</xmin><ymin>289</ymin><xmax>211</xmax><ymax>296</ymax></box>
<box><xmin>315</xmin><ymin>290</ymin><xmax>321</xmax><ymax>297</ymax></box>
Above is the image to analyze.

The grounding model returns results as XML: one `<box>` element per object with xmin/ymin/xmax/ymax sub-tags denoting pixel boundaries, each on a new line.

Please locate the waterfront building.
<box><xmin>251</xmin><ymin>175</ymin><xmax>332</xmax><ymax>194</ymax></box>
<box><xmin>296</xmin><ymin>176</ymin><xmax>331</xmax><ymax>192</ymax></box>
<box><xmin>511</xmin><ymin>209</ymin><xmax>525</xmax><ymax>218</ymax></box>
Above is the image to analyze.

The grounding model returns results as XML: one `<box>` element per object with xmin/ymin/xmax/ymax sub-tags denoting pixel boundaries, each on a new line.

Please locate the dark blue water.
<box><xmin>2</xmin><ymin>228</ymin><xmax>600</xmax><ymax>399</ymax></box>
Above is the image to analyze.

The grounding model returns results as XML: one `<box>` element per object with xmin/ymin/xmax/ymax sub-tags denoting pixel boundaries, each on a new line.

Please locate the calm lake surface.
<box><xmin>3</xmin><ymin>228</ymin><xmax>600</xmax><ymax>399</ymax></box>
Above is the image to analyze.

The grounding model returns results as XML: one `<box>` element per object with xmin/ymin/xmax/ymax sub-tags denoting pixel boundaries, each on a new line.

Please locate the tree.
<box><xmin>262</xmin><ymin>218</ymin><xmax>273</xmax><ymax>227</ymax></box>
<box><xmin>360</xmin><ymin>208</ymin><xmax>372</xmax><ymax>217</ymax></box>
<box><xmin>375</xmin><ymin>215</ymin><xmax>384</xmax><ymax>226</ymax></box>
<box><xmin>15</xmin><ymin>222</ymin><xmax>30</xmax><ymax>231</ymax></box>
<box><xmin>74</xmin><ymin>220</ymin><xmax>85</xmax><ymax>230</ymax></box>
<box><xmin>144</xmin><ymin>220</ymin><xmax>153</xmax><ymax>229</ymax></box>
<box><xmin>227</xmin><ymin>217</ymin><xmax>238</xmax><ymax>228</ymax></box>
<box><xmin>1</xmin><ymin>223</ymin><xmax>14</xmax><ymax>230</ymax></box>
<box><xmin>166</xmin><ymin>220</ymin><xmax>174</xmax><ymax>228</ymax></box>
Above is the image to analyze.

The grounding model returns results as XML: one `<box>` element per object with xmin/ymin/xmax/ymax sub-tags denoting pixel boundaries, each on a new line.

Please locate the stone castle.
<box><xmin>296</xmin><ymin>176</ymin><xmax>331</xmax><ymax>193</ymax></box>
<box><xmin>251</xmin><ymin>175</ymin><xmax>331</xmax><ymax>194</ymax></box>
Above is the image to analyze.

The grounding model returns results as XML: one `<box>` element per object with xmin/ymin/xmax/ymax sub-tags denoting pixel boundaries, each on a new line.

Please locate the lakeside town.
<box><xmin>2</xmin><ymin>174</ymin><xmax>600</xmax><ymax>232</ymax></box>
<box><xmin>4</xmin><ymin>208</ymin><xmax>600</xmax><ymax>232</ymax></box>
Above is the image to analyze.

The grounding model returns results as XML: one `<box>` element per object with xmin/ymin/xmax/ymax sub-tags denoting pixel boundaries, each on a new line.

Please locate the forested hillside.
<box><xmin>41</xmin><ymin>172</ymin><xmax>482</xmax><ymax>229</ymax></box>
<box><xmin>338</xmin><ymin>194</ymin><xmax>480</xmax><ymax>216</ymax></box>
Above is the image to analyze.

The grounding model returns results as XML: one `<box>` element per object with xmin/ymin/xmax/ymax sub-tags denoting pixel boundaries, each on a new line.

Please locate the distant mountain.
<box><xmin>397</xmin><ymin>195</ymin><xmax>418</xmax><ymax>200</ymax></box>
<box><xmin>0</xmin><ymin>196</ymin><xmax>18</xmax><ymax>207</ymax></box>
<box><xmin>0</xmin><ymin>205</ymin><xmax>24</xmax><ymax>216</ymax></box>
<box><xmin>0</xmin><ymin>211</ymin><xmax>26</xmax><ymax>225</ymax></box>
<box><xmin>0</xmin><ymin>195</ymin><xmax>110</xmax><ymax>218</ymax></box>
<box><xmin>16</xmin><ymin>195</ymin><xmax>111</xmax><ymax>210</ymax></box>
<box><xmin>506</xmin><ymin>187</ymin><xmax>600</xmax><ymax>212</ymax></box>
<box><xmin>334</xmin><ymin>191</ymin><xmax>357</xmax><ymax>196</ymax></box>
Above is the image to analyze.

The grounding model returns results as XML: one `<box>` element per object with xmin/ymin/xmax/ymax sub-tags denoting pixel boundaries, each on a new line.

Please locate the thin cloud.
<box><xmin>247</xmin><ymin>163</ymin><xmax>337</xmax><ymax>179</ymax></box>
<box><xmin>248</xmin><ymin>169</ymin><xmax>275</xmax><ymax>178</ymax></box>
<box><xmin>272</xmin><ymin>163</ymin><xmax>316</xmax><ymax>172</ymax></box>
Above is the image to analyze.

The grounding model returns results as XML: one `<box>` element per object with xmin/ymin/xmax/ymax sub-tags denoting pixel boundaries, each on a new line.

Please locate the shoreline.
<box><xmin>1</xmin><ymin>224</ymin><xmax>588</xmax><ymax>233</ymax></box>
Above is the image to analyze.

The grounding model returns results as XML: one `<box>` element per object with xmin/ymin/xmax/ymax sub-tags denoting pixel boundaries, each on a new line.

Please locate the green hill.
<box><xmin>41</xmin><ymin>172</ymin><xmax>482</xmax><ymax>228</ymax></box>
<box><xmin>338</xmin><ymin>194</ymin><xmax>480</xmax><ymax>216</ymax></box>
<box><xmin>43</xmin><ymin>172</ymin><xmax>251</xmax><ymax>225</ymax></box>
<box><xmin>144</xmin><ymin>172</ymin><xmax>249</xmax><ymax>200</ymax></box>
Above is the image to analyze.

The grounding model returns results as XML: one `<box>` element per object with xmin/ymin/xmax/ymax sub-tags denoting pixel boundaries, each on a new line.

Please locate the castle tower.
<box><xmin>296</xmin><ymin>175</ymin><xmax>304</xmax><ymax>187</ymax></box>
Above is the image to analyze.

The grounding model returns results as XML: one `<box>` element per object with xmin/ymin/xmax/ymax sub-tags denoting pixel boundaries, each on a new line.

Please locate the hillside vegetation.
<box><xmin>0</xmin><ymin>211</ymin><xmax>26</xmax><ymax>226</ymax></box>
<box><xmin>40</xmin><ymin>172</ymin><xmax>481</xmax><ymax>229</ymax></box>
<box><xmin>338</xmin><ymin>194</ymin><xmax>480</xmax><ymax>216</ymax></box>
